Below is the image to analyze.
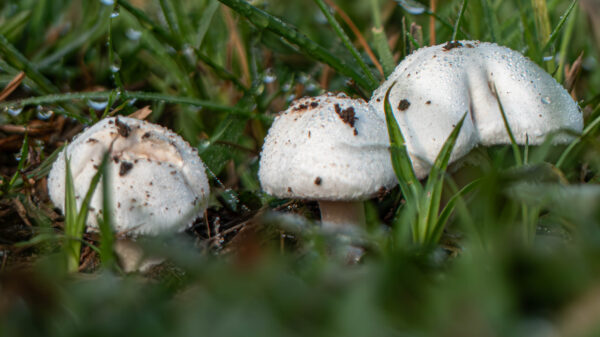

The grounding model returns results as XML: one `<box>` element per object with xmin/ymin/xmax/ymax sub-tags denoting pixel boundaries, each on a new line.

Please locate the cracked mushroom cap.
<box><xmin>259</xmin><ymin>93</ymin><xmax>397</xmax><ymax>201</ymax></box>
<box><xmin>47</xmin><ymin>116</ymin><xmax>209</xmax><ymax>236</ymax></box>
<box><xmin>370</xmin><ymin>40</ymin><xmax>583</xmax><ymax>179</ymax></box>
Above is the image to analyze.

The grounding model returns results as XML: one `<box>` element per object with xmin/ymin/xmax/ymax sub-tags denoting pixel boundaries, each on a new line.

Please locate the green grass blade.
<box><xmin>421</xmin><ymin>113</ymin><xmax>467</xmax><ymax>243</ymax></box>
<box><xmin>371</xmin><ymin>0</ymin><xmax>395</xmax><ymax>77</ymax></box>
<box><xmin>118</xmin><ymin>0</ymin><xmax>174</xmax><ymax>46</ymax></box>
<box><xmin>7</xmin><ymin>134</ymin><xmax>29</xmax><ymax>190</ymax></box>
<box><xmin>452</xmin><ymin>0</ymin><xmax>469</xmax><ymax>41</ymax></box>
<box><xmin>313</xmin><ymin>0</ymin><xmax>379</xmax><ymax>86</ymax></box>
<box><xmin>63</xmin><ymin>154</ymin><xmax>79</xmax><ymax>272</ymax></box>
<box><xmin>158</xmin><ymin>0</ymin><xmax>184</xmax><ymax>47</ymax></box>
<box><xmin>0</xmin><ymin>33</ymin><xmax>59</xmax><ymax>94</ymax></box>
<box><xmin>431</xmin><ymin>178</ymin><xmax>480</xmax><ymax>244</ymax></box>
<box><xmin>554</xmin><ymin>3</ymin><xmax>578</xmax><ymax>84</ymax></box>
<box><xmin>493</xmin><ymin>83</ymin><xmax>522</xmax><ymax>166</ymax></box>
<box><xmin>556</xmin><ymin>103</ymin><xmax>600</xmax><ymax>169</ymax></box>
<box><xmin>541</xmin><ymin>0</ymin><xmax>578</xmax><ymax>54</ymax></box>
<box><xmin>217</xmin><ymin>0</ymin><xmax>376</xmax><ymax>91</ymax></box>
<box><xmin>383</xmin><ymin>83</ymin><xmax>420</xmax><ymax>200</ymax></box>
<box><xmin>0</xmin><ymin>91</ymin><xmax>271</xmax><ymax>121</ymax></box>
<box><xmin>195</xmin><ymin>0</ymin><xmax>220</xmax><ymax>49</ymax></box>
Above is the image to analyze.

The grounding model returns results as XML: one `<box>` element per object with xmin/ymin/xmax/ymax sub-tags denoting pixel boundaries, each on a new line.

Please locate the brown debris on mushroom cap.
<box><xmin>47</xmin><ymin>116</ymin><xmax>210</xmax><ymax>236</ymax></box>
<box><xmin>259</xmin><ymin>93</ymin><xmax>397</xmax><ymax>201</ymax></box>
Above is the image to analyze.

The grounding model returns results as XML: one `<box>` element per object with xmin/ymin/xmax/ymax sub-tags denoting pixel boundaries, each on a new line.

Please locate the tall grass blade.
<box><xmin>371</xmin><ymin>0</ymin><xmax>395</xmax><ymax>76</ymax></box>
<box><xmin>421</xmin><ymin>113</ymin><xmax>466</xmax><ymax>243</ymax></box>
<box><xmin>431</xmin><ymin>178</ymin><xmax>481</xmax><ymax>243</ymax></box>
<box><xmin>97</xmin><ymin>152</ymin><xmax>116</xmax><ymax>269</ymax></box>
<box><xmin>63</xmin><ymin>151</ymin><xmax>106</xmax><ymax>273</ymax></box>
<box><xmin>217</xmin><ymin>0</ymin><xmax>376</xmax><ymax>91</ymax></box>
<box><xmin>541</xmin><ymin>0</ymin><xmax>578</xmax><ymax>54</ymax></box>
<box><xmin>452</xmin><ymin>0</ymin><xmax>468</xmax><ymax>41</ymax></box>
<box><xmin>383</xmin><ymin>83</ymin><xmax>421</xmax><ymax>199</ymax></box>
<box><xmin>314</xmin><ymin>0</ymin><xmax>379</xmax><ymax>85</ymax></box>
<box><xmin>493</xmin><ymin>83</ymin><xmax>523</xmax><ymax>166</ymax></box>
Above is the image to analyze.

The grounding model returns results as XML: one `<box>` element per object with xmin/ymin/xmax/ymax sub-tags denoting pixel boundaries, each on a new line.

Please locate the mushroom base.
<box><xmin>318</xmin><ymin>200</ymin><xmax>366</xmax><ymax>229</ymax></box>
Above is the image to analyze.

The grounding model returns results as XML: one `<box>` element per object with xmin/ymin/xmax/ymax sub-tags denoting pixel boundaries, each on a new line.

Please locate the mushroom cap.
<box><xmin>259</xmin><ymin>93</ymin><xmax>397</xmax><ymax>201</ymax></box>
<box><xmin>370</xmin><ymin>40</ymin><xmax>583</xmax><ymax>179</ymax></box>
<box><xmin>47</xmin><ymin>116</ymin><xmax>210</xmax><ymax>236</ymax></box>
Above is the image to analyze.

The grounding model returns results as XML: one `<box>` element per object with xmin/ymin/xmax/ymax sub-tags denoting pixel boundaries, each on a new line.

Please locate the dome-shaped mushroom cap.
<box><xmin>370</xmin><ymin>40</ymin><xmax>583</xmax><ymax>179</ymax></box>
<box><xmin>47</xmin><ymin>116</ymin><xmax>209</xmax><ymax>236</ymax></box>
<box><xmin>259</xmin><ymin>93</ymin><xmax>397</xmax><ymax>201</ymax></box>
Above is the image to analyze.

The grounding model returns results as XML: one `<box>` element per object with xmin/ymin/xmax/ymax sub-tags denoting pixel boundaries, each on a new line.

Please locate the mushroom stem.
<box><xmin>318</xmin><ymin>200</ymin><xmax>366</xmax><ymax>229</ymax></box>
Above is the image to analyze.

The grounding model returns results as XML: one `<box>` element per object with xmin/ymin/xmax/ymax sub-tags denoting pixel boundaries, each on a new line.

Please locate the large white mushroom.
<box><xmin>370</xmin><ymin>40</ymin><xmax>583</xmax><ymax>178</ymax></box>
<box><xmin>48</xmin><ymin>116</ymin><xmax>210</xmax><ymax>236</ymax></box>
<box><xmin>259</xmin><ymin>93</ymin><xmax>397</xmax><ymax>229</ymax></box>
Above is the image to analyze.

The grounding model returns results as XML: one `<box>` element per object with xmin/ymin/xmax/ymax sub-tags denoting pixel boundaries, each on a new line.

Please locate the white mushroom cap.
<box><xmin>259</xmin><ymin>93</ymin><xmax>397</xmax><ymax>201</ymax></box>
<box><xmin>370</xmin><ymin>40</ymin><xmax>583</xmax><ymax>179</ymax></box>
<box><xmin>47</xmin><ymin>116</ymin><xmax>210</xmax><ymax>236</ymax></box>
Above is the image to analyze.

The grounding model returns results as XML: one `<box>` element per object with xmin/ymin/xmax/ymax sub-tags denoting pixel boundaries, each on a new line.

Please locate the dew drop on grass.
<box><xmin>263</xmin><ymin>69</ymin><xmax>276</xmax><ymax>84</ymax></box>
<box><xmin>87</xmin><ymin>99</ymin><xmax>109</xmax><ymax>110</ymax></box>
<box><xmin>100</xmin><ymin>0</ymin><xmax>114</xmax><ymax>5</ymax></box>
<box><xmin>126</xmin><ymin>29</ymin><xmax>142</xmax><ymax>41</ymax></box>
<box><xmin>110</xmin><ymin>10</ymin><xmax>120</xmax><ymax>18</ymax></box>
<box><xmin>396</xmin><ymin>0</ymin><xmax>427</xmax><ymax>14</ymax></box>
<box><xmin>6</xmin><ymin>106</ymin><xmax>23</xmax><ymax>116</ymax></box>
<box><xmin>543</xmin><ymin>55</ymin><xmax>554</xmax><ymax>62</ymax></box>
<box><xmin>36</xmin><ymin>106</ymin><xmax>54</xmax><ymax>120</ymax></box>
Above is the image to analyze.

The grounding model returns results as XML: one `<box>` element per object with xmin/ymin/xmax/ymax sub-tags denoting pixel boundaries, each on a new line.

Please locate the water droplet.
<box><xmin>126</xmin><ymin>28</ymin><xmax>142</xmax><ymax>41</ymax></box>
<box><xmin>110</xmin><ymin>63</ymin><xmax>120</xmax><ymax>73</ymax></box>
<box><xmin>110</xmin><ymin>10</ymin><xmax>120</xmax><ymax>18</ymax></box>
<box><xmin>87</xmin><ymin>99</ymin><xmax>109</xmax><ymax>110</ymax></box>
<box><xmin>396</xmin><ymin>0</ymin><xmax>426</xmax><ymax>14</ymax></box>
<box><xmin>543</xmin><ymin>55</ymin><xmax>554</xmax><ymax>61</ymax></box>
<box><xmin>541</xmin><ymin>96</ymin><xmax>551</xmax><ymax>104</ymax></box>
<box><xmin>263</xmin><ymin>69</ymin><xmax>276</xmax><ymax>84</ymax></box>
<box><xmin>100</xmin><ymin>0</ymin><xmax>114</xmax><ymax>5</ymax></box>
<box><xmin>7</xmin><ymin>106</ymin><xmax>23</xmax><ymax>116</ymax></box>
<box><xmin>36</xmin><ymin>106</ymin><xmax>54</xmax><ymax>120</ymax></box>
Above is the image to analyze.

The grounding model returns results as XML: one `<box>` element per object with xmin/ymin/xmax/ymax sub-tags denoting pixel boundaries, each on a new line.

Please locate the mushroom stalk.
<box><xmin>318</xmin><ymin>200</ymin><xmax>366</xmax><ymax>230</ymax></box>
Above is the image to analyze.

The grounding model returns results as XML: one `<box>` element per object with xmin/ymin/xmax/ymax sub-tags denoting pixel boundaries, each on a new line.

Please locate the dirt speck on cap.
<box><xmin>86</xmin><ymin>138</ymin><xmax>98</xmax><ymax>144</ymax></box>
<box><xmin>398</xmin><ymin>99</ymin><xmax>411</xmax><ymax>111</ymax></box>
<box><xmin>442</xmin><ymin>41</ymin><xmax>463</xmax><ymax>51</ymax></box>
<box><xmin>334</xmin><ymin>103</ymin><xmax>359</xmax><ymax>133</ymax></box>
<box><xmin>426</xmin><ymin>101</ymin><xmax>432</xmax><ymax>105</ymax></box>
<box><xmin>115</xmin><ymin>117</ymin><xmax>131</xmax><ymax>138</ymax></box>
<box><xmin>314</xmin><ymin>177</ymin><xmax>322</xmax><ymax>185</ymax></box>
<box><xmin>310</xmin><ymin>102</ymin><xmax>319</xmax><ymax>108</ymax></box>
<box><xmin>119</xmin><ymin>161</ymin><xmax>134</xmax><ymax>176</ymax></box>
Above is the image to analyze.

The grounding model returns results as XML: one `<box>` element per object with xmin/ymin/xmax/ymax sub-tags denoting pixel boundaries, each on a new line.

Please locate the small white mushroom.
<box><xmin>370</xmin><ymin>40</ymin><xmax>583</xmax><ymax>178</ymax></box>
<box><xmin>259</xmin><ymin>93</ymin><xmax>397</xmax><ymax>229</ymax></box>
<box><xmin>48</xmin><ymin>116</ymin><xmax>210</xmax><ymax>236</ymax></box>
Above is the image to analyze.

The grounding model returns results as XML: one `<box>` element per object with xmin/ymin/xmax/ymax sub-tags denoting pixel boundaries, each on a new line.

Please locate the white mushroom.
<box><xmin>48</xmin><ymin>116</ymin><xmax>210</xmax><ymax>236</ymax></box>
<box><xmin>259</xmin><ymin>93</ymin><xmax>397</xmax><ymax>229</ymax></box>
<box><xmin>370</xmin><ymin>40</ymin><xmax>583</xmax><ymax>179</ymax></box>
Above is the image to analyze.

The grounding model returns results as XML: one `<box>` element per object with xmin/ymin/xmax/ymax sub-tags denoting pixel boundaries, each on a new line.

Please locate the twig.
<box><xmin>0</xmin><ymin>71</ymin><xmax>25</xmax><ymax>101</ymax></box>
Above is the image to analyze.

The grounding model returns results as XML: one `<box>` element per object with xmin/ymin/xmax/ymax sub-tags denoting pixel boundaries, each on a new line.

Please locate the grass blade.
<box><xmin>421</xmin><ymin>113</ymin><xmax>467</xmax><ymax>243</ymax></box>
<box><xmin>217</xmin><ymin>0</ymin><xmax>377</xmax><ymax>91</ymax></box>
<box><xmin>451</xmin><ymin>0</ymin><xmax>468</xmax><ymax>41</ymax></box>
<box><xmin>541</xmin><ymin>0</ymin><xmax>578</xmax><ymax>54</ymax></box>
<box><xmin>97</xmin><ymin>151</ymin><xmax>116</xmax><ymax>269</ymax></box>
<box><xmin>371</xmin><ymin>0</ymin><xmax>395</xmax><ymax>76</ymax></box>
<box><xmin>556</xmin><ymin>103</ymin><xmax>600</xmax><ymax>169</ymax></box>
<box><xmin>431</xmin><ymin>178</ymin><xmax>480</xmax><ymax>243</ymax></box>
<box><xmin>313</xmin><ymin>0</ymin><xmax>379</xmax><ymax>86</ymax></box>
<box><xmin>63</xmin><ymin>150</ymin><xmax>107</xmax><ymax>273</ymax></box>
<box><xmin>0</xmin><ymin>91</ymin><xmax>271</xmax><ymax>121</ymax></box>
<box><xmin>493</xmin><ymin>83</ymin><xmax>522</xmax><ymax>166</ymax></box>
<box><xmin>383</xmin><ymin>83</ymin><xmax>421</xmax><ymax>200</ymax></box>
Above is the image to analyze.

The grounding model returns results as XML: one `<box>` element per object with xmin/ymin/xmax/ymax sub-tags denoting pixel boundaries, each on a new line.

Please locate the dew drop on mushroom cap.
<box><xmin>258</xmin><ymin>93</ymin><xmax>397</xmax><ymax>228</ymax></box>
<box><xmin>370</xmin><ymin>40</ymin><xmax>583</xmax><ymax>179</ymax></box>
<box><xmin>47</xmin><ymin>116</ymin><xmax>210</xmax><ymax>236</ymax></box>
